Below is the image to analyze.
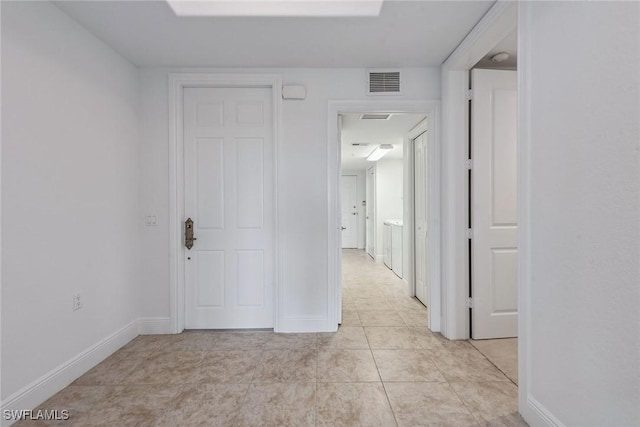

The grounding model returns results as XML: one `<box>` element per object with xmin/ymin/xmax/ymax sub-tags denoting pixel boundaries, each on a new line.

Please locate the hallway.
<box><xmin>17</xmin><ymin>250</ymin><xmax>524</xmax><ymax>426</ymax></box>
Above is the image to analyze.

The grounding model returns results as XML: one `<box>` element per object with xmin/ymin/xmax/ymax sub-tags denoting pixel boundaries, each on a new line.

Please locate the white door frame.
<box><xmin>440</xmin><ymin>1</ymin><xmax>516</xmax><ymax>340</ymax></box>
<box><xmin>168</xmin><ymin>73</ymin><xmax>282</xmax><ymax>334</ymax></box>
<box><xmin>328</xmin><ymin>100</ymin><xmax>441</xmax><ymax>332</ymax></box>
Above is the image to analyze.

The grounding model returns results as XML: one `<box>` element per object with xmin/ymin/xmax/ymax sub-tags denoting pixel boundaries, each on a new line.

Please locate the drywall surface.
<box><xmin>1</xmin><ymin>1</ymin><xmax>140</xmax><ymax>401</ymax></box>
<box><xmin>524</xmin><ymin>2</ymin><xmax>640</xmax><ymax>425</ymax></box>
<box><xmin>138</xmin><ymin>67</ymin><xmax>440</xmax><ymax>330</ymax></box>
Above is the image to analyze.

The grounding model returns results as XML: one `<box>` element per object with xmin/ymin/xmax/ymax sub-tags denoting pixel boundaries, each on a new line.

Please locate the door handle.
<box><xmin>185</xmin><ymin>217</ymin><xmax>197</xmax><ymax>250</ymax></box>
<box><xmin>341</xmin><ymin>227</ymin><xmax>347</xmax><ymax>231</ymax></box>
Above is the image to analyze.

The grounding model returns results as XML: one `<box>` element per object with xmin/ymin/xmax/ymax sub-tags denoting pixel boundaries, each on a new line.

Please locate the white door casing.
<box><xmin>184</xmin><ymin>86</ymin><xmax>274</xmax><ymax>329</ymax></box>
<box><xmin>471</xmin><ymin>69</ymin><xmax>518</xmax><ymax>339</ymax></box>
<box><xmin>341</xmin><ymin>175</ymin><xmax>358</xmax><ymax>248</ymax></box>
<box><xmin>414</xmin><ymin>131</ymin><xmax>429</xmax><ymax>306</ymax></box>
<box><xmin>365</xmin><ymin>165</ymin><xmax>376</xmax><ymax>259</ymax></box>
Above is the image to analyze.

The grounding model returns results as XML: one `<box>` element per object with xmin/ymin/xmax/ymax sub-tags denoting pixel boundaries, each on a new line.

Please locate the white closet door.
<box><xmin>471</xmin><ymin>69</ymin><xmax>518</xmax><ymax>339</ymax></box>
<box><xmin>184</xmin><ymin>87</ymin><xmax>274</xmax><ymax>329</ymax></box>
<box><xmin>341</xmin><ymin>175</ymin><xmax>358</xmax><ymax>248</ymax></box>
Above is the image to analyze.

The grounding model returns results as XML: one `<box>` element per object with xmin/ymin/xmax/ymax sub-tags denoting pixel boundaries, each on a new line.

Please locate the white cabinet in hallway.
<box><xmin>384</xmin><ymin>220</ymin><xmax>403</xmax><ymax>277</ymax></box>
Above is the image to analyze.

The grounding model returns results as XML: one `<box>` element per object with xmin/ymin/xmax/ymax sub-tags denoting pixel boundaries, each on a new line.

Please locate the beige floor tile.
<box><xmin>167</xmin><ymin>331</ymin><xmax>219</xmax><ymax>351</ymax></box>
<box><xmin>123</xmin><ymin>351</ymin><xmax>204</xmax><ymax>385</ymax></box>
<box><xmin>432</xmin><ymin>353</ymin><xmax>510</xmax><ymax>382</ymax></box>
<box><xmin>120</xmin><ymin>335</ymin><xmax>179</xmax><ymax>352</ymax></box>
<box><xmin>318</xmin><ymin>349</ymin><xmax>380</xmax><ymax>382</ymax></box>
<box><xmin>197</xmin><ymin>350</ymin><xmax>260</xmax><ymax>383</ymax></box>
<box><xmin>397</xmin><ymin>309</ymin><xmax>428</xmax><ymax>327</ymax></box>
<box><xmin>155</xmin><ymin>383</ymin><xmax>248</xmax><ymax>426</ymax></box>
<box><xmin>253</xmin><ymin>349</ymin><xmax>316</xmax><ymax>383</ymax></box>
<box><xmin>32</xmin><ymin>385</ymin><xmax>111</xmax><ymax>425</ymax></box>
<box><xmin>385</xmin><ymin>382</ymin><xmax>478</xmax><ymax>427</ymax></box>
<box><xmin>340</xmin><ymin>309</ymin><xmax>362</xmax><ymax>326</ymax></box>
<box><xmin>365</xmin><ymin>326</ymin><xmax>423</xmax><ymax>349</ymax></box>
<box><xmin>450</xmin><ymin>381</ymin><xmax>526</xmax><ymax>427</ymax></box>
<box><xmin>318</xmin><ymin>326</ymin><xmax>369</xmax><ymax>349</ymax></box>
<box><xmin>211</xmin><ymin>331</ymin><xmax>270</xmax><ymax>350</ymax></box>
<box><xmin>373</xmin><ymin>350</ymin><xmax>446</xmax><ymax>382</ymax></box>
<box><xmin>470</xmin><ymin>339</ymin><xmax>518</xmax><ymax>384</ymax></box>
<box><xmin>263</xmin><ymin>333</ymin><xmax>317</xmax><ymax>349</ymax></box>
<box><xmin>358</xmin><ymin>310</ymin><xmax>406</xmax><ymax>326</ymax></box>
<box><xmin>408</xmin><ymin>327</ymin><xmax>448</xmax><ymax>353</ymax></box>
<box><xmin>316</xmin><ymin>382</ymin><xmax>397</xmax><ymax>426</ymax></box>
<box><xmin>236</xmin><ymin>383</ymin><xmax>316</xmax><ymax>426</ymax></box>
<box><xmin>73</xmin><ymin>350</ymin><xmax>147</xmax><ymax>385</ymax></box>
<box><xmin>75</xmin><ymin>385</ymin><xmax>182</xmax><ymax>427</ymax></box>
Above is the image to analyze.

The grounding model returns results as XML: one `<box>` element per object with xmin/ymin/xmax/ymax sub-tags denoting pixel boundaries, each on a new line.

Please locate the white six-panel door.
<box><xmin>341</xmin><ymin>175</ymin><xmax>358</xmax><ymax>249</ymax></box>
<box><xmin>471</xmin><ymin>69</ymin><xmax>517</xmax><ymax>339</ymax></box>
<box><xmin>414</xmin><ymin>132</ymin><xmax>429</xmax><ymax>307</ymax></box>
<box><xmin>184</xmin><ymin>87</ymin><xmax>274</xmax><ymax>329</ymax></box>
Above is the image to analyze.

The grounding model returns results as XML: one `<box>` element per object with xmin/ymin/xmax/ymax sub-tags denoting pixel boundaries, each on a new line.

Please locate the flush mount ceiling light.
<box><xmin>366</xmin><ymin>144</ymin><xmax>393</xmax><ymax>161</ymax></box>
<box><xmin>166</xmin><ymin>0</ymin><xmax>384</xmax><ymax>17</ymax></box>
<box><xmin>491</xmin><ymin>52</ymin><xmax>510</xmax><ymax>63</ymax></box>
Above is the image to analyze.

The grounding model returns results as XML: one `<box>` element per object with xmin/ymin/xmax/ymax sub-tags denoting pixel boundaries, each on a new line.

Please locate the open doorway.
<box><xmin>467</xmin><ymin>29</ymin><xmax>518</xmax><ymax>384</ymax></box>
<box><xmin>339</xmin><ymin>112</ymin><xmax>428</xmax><ymax>325</ymax></box>
<box><xmin>327</xmin><ymin>100</ymin><xmax>441</xmax><ymax>332</ymax></box>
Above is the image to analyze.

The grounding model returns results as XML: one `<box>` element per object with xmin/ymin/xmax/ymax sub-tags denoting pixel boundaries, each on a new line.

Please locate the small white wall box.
<box><xmin>282</xmin><ymin>85</ymin><xmax>306</xmax><ymax>100</ymax></box>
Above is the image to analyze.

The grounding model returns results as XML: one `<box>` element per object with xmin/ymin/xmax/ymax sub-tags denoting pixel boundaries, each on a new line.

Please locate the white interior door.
<box><xmin>365</xmin><ymin>165</ymin><xmax>376</xmax><ymax>259</ymax></box>
<box><xmin>414</xmin><ymin>132</ymin><xmax>428</xmax><ymax>306</ymax></box>
<box><xmin>341</xmin><ymin>175</ymin><xmax>358</xmax><ymax>248</ymax></box>
<box><xmin>184</xmin><ymin>87</ymin><xmax>274</xmax><ymax>329</ymax></box>
<box><xmin>471</xmin><ymin>69</ymin><xmax>517</xmax><ymax>339</ymax></box>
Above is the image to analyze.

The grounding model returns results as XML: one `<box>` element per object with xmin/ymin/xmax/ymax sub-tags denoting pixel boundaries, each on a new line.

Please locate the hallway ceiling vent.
<box><xmin>367</xmin><ymin>70</ymin><xmax>401</xmax><ymax>95</ymax></box>
<box><xmin>360</xmin><ymin>114</ymin><xmax>391</xmax><ymax>120</ymax></box>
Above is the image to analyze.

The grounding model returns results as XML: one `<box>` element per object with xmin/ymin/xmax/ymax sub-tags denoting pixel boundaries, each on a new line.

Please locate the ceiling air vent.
<box><xmin>361</xmin><ymin>114</ymin><xmax>391</xmax><ymax>120</ymax></box>
<box><xmin>367</xmin><ymin>70</ymin><xmax>401</xmax><ymax>95</ymax></box>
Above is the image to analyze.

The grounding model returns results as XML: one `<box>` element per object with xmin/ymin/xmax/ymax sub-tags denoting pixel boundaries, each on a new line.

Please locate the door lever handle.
<box><xmin>185</xmin><ymin>218</ymin><xmax>197</xmax><ymax>250</ymax></box>
<box><xmin>341</xmin><ymin>227</ymin><xmax>347</xmax><ymax>231</ymax></box>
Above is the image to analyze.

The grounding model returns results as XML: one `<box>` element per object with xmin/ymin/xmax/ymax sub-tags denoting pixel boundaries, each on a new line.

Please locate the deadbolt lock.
<box><xmin>185</xmin><ymin>218</ymin><xmax>197</xmax><ymax>250</ymax></box>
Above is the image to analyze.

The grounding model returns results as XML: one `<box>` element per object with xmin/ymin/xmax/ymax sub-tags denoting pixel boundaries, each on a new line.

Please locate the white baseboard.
<box><xmin>522</xmin><ymin>395</ymin><xmax>565</xmax><ymax>427</ymax></box>
<box><xmin>138</xmin><ymin>317</ymin><xmax>172</xmax><ymax>335</ymax></box>
<box><xmin>0</xmin><ymin>319</ymin><xmax>138</xmax><ymax>427</ymax></box>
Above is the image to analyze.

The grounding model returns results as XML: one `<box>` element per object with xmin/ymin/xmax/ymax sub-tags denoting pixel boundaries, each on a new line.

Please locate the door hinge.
<box><xmin>467</xmin><ymin>228</ymin><xmax>473</xmax><ymax>239</ymax></box>
<box><xmin>465</xmin><ymin>89</ymin><xmax>473</xmax><ymax>101</ymax></box>
<box><xmin>466</xmin><ymin>297</ymin><xmax>473</xmax><ymax>308</ymax></box>
<box><xmin>466</xmin><ymin>159</ymin><xmax>473</xmax><ymax>170</ymax></box>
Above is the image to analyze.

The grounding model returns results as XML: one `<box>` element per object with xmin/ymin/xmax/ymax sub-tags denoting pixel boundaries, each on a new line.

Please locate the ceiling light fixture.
<box><xmin>367</xmin><ymin>144</ymin><xmax>393</xmax><ymax>161</ymax></box>
<box><xmin>491</xmin><ymin>52</ymin><xmax>510</xmax><ymax>63</ymax></box>
<box><xmin>166</xmin><ymin>0</ymin><xmax>384</xmax><ymax>17</ymax></box>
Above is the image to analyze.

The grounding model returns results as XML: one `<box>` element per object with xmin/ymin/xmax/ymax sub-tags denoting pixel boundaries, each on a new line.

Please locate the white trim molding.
<box><xmin>327</xmin><ymin>100</ymin><xmax>441</xmax><ymax>332</ymax></box>
<box><xmin>167</xmin><ymin>73</ymin><xmax>282</xmax><ymax>334</ymax></box>
<box><xmin>439</xmin><ymin>0</ymin><xmax>517</xmax><ymax>340</ymax></box>
<box><xmin>0</xmin><ymin>320</ymin><xmax>138</xmax><ymax>427</ymax></box>
<box><xmin>138</xmin><ymin>317</ymin><xmax>173</xmax><ymax>335</ymax></box>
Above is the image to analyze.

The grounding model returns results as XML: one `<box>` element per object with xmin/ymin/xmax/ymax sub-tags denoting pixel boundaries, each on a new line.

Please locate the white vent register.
<box><xmin>367</xmin><ymin>70</ymin><xmax>401</xmax><ymax>95</ymax></box>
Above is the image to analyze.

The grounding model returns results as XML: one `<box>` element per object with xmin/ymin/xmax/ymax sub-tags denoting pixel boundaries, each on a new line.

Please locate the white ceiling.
<box><xmin>52</xmin><ymin>0</ymin><xmax>494</xmax><ymax>68</ymax></box>
<box><xmin>341</xmin><ymin>113</ymin><xmax>425</xmax><ymax>170</ymax></box>
<box><xmin>474</xmin><ymin>29</ymin><xmax>517</xmax><ymax>69</ymax></box>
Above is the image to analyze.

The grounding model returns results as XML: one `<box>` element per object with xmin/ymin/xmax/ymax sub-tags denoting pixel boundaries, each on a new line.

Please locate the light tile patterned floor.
<box><xmin>17</xmin><ymin>249</ymin><xmax>526</xmax><ymax>426</ymax></box>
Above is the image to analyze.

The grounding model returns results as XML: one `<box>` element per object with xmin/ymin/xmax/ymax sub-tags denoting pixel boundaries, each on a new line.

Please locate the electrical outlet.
<box><xmin>73</xmin><ymin>294</ymin><xmax>82</xmax><ymax>311</ymax></box>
